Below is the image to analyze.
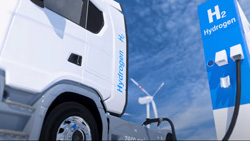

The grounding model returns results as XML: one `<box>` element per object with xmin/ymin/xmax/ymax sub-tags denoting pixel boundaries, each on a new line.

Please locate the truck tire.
<box><xmin>40</xmin><ymin>102</ymin><xmax>100</xmax><ymax>141</ymax></box>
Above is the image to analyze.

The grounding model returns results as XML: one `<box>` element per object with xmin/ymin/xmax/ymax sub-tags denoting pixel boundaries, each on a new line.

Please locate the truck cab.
<box><xmin>0</xmin><ymin>0</ymin><xmax>128</xmax><ymax>114</ymax></box>
<box><xmin>0</xmin><ymin>0</ymin><xmax>127</xmax><ymax>139</ymax></box>
<box><xmin>0</xmin><ymin>0</ymin><xmax>172</xmax><ymax>140</ymax></box>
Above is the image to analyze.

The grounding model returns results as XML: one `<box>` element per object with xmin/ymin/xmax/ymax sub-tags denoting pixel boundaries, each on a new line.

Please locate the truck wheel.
<box><xmin>40</xmin><ymin>102</ymin><xmax>99</xmax><ymax>141</ymax></box>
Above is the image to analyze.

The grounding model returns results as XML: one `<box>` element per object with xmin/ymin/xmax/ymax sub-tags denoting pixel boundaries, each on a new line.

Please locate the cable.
<box><xmin>142</xmin><ymin>118</ymin><xmax>177</xmax><ymax>141</ymax></box>
<box><xmin>163</xmin><ymin>118</ymin><xmax>177</xmax><ymax>141</ymax></box>
<box><xmin>222</xmin><ymin>60</ymin><xmax>241</xmax><ymax>141</ymax></box>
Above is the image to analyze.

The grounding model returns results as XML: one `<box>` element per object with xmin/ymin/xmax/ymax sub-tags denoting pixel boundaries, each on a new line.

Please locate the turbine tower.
<box><xmin>130</xmin><ymin>78</ymin><xmax>164</xmax><ymax>128</ymax></box>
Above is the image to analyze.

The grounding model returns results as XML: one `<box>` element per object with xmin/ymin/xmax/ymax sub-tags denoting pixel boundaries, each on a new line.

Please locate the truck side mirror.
<box><xmin>31</xmin><ymin>0</ymin><xmax>44</xmax><ymax>8</ymax></box>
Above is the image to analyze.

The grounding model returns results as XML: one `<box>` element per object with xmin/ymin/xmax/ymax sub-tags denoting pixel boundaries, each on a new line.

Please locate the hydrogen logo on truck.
<box><xmin>117</xmin><ymin>50</ymin><xmax>125</xmax><ymax>93</ymax></box>
<box><xmin>118</xmin><ymin>34</ymin><xmax>125</xmax><ymax>43</ymax></box>
<box><xmin>204</xmin><ymin>5</ymin><xmax>237</xmax><ymax>36</ymax></box>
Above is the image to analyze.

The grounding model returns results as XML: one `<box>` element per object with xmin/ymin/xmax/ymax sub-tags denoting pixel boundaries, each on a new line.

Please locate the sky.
<box><xmin>117</xmin><ymin>0</ymin><xmax>250</xmax><ymax>140</ymax></box>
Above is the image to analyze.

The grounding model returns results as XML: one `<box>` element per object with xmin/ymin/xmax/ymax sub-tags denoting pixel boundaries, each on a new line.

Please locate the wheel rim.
<box><xmin>56</xmin><ymin>116</ymin><xmax>92</xmax><ymax>141</ymax></box>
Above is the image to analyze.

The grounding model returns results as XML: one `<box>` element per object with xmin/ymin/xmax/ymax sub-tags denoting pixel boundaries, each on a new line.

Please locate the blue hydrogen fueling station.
<box><xmin>198</xmin><ymin>0</ymin><xmax>250</xmax><ymax>140</ymax></box>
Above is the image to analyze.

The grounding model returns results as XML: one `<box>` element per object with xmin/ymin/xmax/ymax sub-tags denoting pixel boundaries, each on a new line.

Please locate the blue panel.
<box><xmin>198</xmin><ymin>0</ymin><xmax>250</xmax><ymax>110</ymax></box>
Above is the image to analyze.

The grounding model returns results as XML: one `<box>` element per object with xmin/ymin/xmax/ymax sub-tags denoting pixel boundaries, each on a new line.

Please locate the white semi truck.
<box><xmin>0</xmin><ymin>0</ymin><xmax>174</xmax><ymax>140</ymax></box>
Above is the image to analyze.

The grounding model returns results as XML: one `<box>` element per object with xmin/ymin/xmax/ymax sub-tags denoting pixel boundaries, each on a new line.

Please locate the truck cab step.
<box><xmin>0</xmin><ymin>100</ymin><xmax>35</xmax><ymax>132</ymax></box>
<box><xmin>3</xmin><ymin>100</ymin><xmax>35</xmax><ymax>111</ymax></box>
<box><xmin>0</xmin><ymin>129</ymin><xmax>28</xmax><ymax>140</ymax></box>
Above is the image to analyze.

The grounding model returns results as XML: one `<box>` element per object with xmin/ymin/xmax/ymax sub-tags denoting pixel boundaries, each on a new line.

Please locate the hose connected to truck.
<box><xmin>142</xmin><ymin>118</ymin><xmax>177</xmax><ymax>141</ymax></box>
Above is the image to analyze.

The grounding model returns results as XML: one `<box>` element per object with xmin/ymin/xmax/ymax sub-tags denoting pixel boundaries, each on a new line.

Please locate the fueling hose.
<box><xmin>142</xmin><ymin>118</ymin><xmax>177</xmax><ymax>141</ymax></box>
<box><xmin>222</xmin><ymin>59</ymin><xmax>241</xmax><ymax>141</ymax></box>
<box><xmin>162</xmin><ymin>118</ymin><xmax>177</xmax><ymax>141</ymax></box>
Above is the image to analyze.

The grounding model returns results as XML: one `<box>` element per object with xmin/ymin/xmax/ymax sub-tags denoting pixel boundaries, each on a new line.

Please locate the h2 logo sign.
<box><xmin>207</xmin><ymin>5</ymin><xmax>227</xmax><ymax>23</ymax></box>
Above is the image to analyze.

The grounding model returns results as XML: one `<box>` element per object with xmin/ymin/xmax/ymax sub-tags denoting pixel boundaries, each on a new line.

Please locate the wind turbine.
<box><xmin>130</xmin><ymin>78</ymin><xmax>164</xmax><ymax>128</ymax></box>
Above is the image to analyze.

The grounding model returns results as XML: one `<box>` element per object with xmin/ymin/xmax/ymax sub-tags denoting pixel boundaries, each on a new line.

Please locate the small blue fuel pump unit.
<box><xmin>198</xmin><ymin>0</ymin><xmax>250</xmax><ymax>140</ymax></box>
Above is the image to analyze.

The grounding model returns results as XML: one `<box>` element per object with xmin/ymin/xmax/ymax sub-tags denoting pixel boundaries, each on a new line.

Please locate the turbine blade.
<box><xmin>131</xmin><ymin>78</ymin><xmax>151</xmax><ymax>96</ymax></box>
<box><xmin>151</xmin><ymin>100</ymin><xmax>158</xmax><ymax>118</ymax></box>
<box><xmin>152</xmin><ymin>82</ymin><xmax>165</xmax><ymax>97</ymax></box>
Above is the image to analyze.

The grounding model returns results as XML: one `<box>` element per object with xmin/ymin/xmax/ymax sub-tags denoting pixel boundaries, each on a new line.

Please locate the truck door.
<box><xmin>83</xmin><ymin>0</ymin><xmax>113</xmax><ymax>101</ymax></box>
<box><xmin>83</xmin><ymin>0</ymin><xmax>127</xmax><ymax>115</ymax></box>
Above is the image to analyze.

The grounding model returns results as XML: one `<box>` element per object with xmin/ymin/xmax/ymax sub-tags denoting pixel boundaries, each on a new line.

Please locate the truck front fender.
<box><xmin>24</xmin><ymin>80</ymin><xmax>108</xmax><ymax>140</ymax></box>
